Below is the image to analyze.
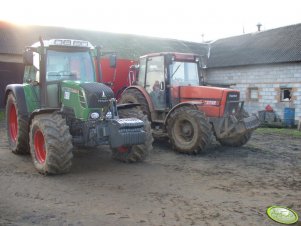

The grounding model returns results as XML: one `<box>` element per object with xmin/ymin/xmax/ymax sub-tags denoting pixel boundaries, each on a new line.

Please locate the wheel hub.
<box><xmin>182</xmin><ymin>122</ymin><xmax>193</xmax><ymax>137</ymax></box>
<box><xmin>9</xmin><ymin>104</ymin><xmax>18</xmax><ymax>142</ymax></box>
<box><xmin>117</xmin><ymin>146</ymin><xmax>129</xmax><ymax>153</ymax></box>
<box><xmin>34</xmin><ymin>130</ymin><xmax>46</xmax><ymax>163</ymax></box>
<box><xmin>175</xmin><ymin>119</ymin><xmax>195</xmax><ymax>142</ymax></box>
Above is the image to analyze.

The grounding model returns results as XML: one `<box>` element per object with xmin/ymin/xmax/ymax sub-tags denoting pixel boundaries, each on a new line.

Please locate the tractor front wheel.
<box><xmin>6</xmin><ymin>92</ymin><xmax>29</xmax><ymax>154</ymax></box>
<box><xmin>111</xmin><ymin>108</ymin><xmax>153</xmax><ymax>163</ymax></box>
<box><xmin>167</xmin><ymin>107</ymin><xmax>212</xmax><ymax>154</ymax></box>
<box><xmin>218</xmin><ymin>132</ymin><xmax>252</xmax><ymax>147</ymax></box>
<box><xmin>29</xmin><ymin>113</ymin><xmax>73</xmax><ymax>174</ymax></box>
<box><xmin>217</xmin><ymin>110</ymin><xmax>253</xmax><ymax>147</ymax></box>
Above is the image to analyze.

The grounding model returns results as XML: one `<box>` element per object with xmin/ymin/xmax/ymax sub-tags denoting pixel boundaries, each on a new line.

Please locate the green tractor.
<box><xmin>4</xmin><ymin>38</ymin><xmax>153</xmax><ymax>175</ymax></box>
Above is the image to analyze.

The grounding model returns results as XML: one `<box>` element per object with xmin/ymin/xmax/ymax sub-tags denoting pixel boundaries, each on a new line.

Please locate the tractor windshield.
<box><xmin>46</xmin><ymin>50</ymin><xmax>95</xmax><ymax>82</ymax></box>
<box><xmin>169</xmin><ymin>61</ymin><xmax>199</xmax><ymax>86</ymax></box>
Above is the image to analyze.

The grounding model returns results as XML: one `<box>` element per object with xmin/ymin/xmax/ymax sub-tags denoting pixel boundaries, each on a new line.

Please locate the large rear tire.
<box><xmin>29</xmin><ymin>113</ymin><xmax>73</xmax><ymax>175</ymax></box>
<box><xmin>6</xmin><ymin>92</ymin><xmax>29</xmax><ymax>154</ymax></box>
<box><xmin>118</xmin><ymin>89</ymin><xmax>151</xmax><ymax>120</ymax></box>
<box><xmin>111</xmin><ymin>108</ymin><xmax>153</xmax><ymax>163</ymax></box>
<box><xmin>167</xmin><ymin>107</ymin><xmax>212</xmax><ymax>154</ymax></box>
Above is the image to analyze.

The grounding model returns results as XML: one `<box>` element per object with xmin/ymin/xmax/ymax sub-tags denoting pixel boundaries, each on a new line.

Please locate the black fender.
<box><xmin>164</xmin><ymin>102</ymin><xmax>200</xmax><ymax>125</ymax></box>
<box><xmin>5</xmin><ymin>84</ymin><xmax>29</xmax><ymax>118</ymax></box>
<box><xmin>116</xmin><ymin>103</ymin><xmax>141</xmax><ymax>110</ymax></box>
<box><xmin>28</xmin><ymin>108</ymin><xmax>60</xmax><ymax>133</ymax></box>
<box><xmin>29</xmin><ymin>108</ymin><xmax>59</xmax><ymax>126</ymax></box>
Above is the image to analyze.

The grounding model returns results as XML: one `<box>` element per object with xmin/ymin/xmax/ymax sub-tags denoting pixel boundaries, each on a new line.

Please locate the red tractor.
<box><xmin>118</xmin><ymin>52</ymin><xmax>260</xmax><ymax>154</ymax></box>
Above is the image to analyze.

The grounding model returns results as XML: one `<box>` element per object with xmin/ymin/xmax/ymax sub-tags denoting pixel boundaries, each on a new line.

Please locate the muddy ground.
<box><xmin>0</xmin><ymin>122</ymin><xmax>300</xmax><ymax>226</ymax></box>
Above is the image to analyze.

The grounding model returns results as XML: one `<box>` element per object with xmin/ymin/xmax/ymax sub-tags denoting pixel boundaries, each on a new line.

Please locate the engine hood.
<box><xmin>178</xmin><ymin>85</ymin><xmax>238</xmax><ymax>100</ymax></box>
<box><xmin>61</xmin><ymin>81</ymin><xmax>114</xmax><ymax>108</ymax></box>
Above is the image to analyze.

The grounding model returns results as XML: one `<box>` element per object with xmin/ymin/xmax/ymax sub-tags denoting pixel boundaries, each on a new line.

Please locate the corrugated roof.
<box><xmin>207</xmin><ymin>23</ymin><xmax>301</xmax><ymax>68</ymax></box>
<box><xmin>1</xmin><ymin>22</ymin><xmax>301</xmax><ymax>68</ymax></box>
<box><xmin>0</xmin><ymin>21</ymin><xmax>207</xmax><ymax>60</ymax></box>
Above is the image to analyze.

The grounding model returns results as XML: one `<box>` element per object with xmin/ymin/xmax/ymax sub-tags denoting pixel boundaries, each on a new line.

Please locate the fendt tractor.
<box><xmin>5</xmin><ymin>38</ymin><xmax>152</xmax><ymax>175</ymax></box>
<box><xmin>119</xmin><ymin>52</ymin><xmax>260</xmax><ymax>154</ymax></box>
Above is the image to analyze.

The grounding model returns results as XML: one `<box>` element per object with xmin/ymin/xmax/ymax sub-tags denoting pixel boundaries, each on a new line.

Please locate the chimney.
<box><xmin>256</xmin><ymin>23</ymin><xmax>262</xmax><ymax>32</ymax></box>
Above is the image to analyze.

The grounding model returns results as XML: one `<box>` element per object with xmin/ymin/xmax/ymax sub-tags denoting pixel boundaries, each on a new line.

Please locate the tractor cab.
<box><xmin>23</xmin><ymin>39</ymin><xmax>111</xmax><ymax>108</ymax></box>
<box><xmin>136</xmin><ymin>52</ymin><xmax>202</xmax><ymax>111</ymax></box>
<box><xmin>25</xmin><ymin>39</ymin><xmax>97</xmax><ymax>82</ymax></box>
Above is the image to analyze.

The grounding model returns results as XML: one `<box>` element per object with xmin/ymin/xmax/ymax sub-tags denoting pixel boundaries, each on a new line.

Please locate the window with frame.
<box><xmin>249</xmin><ymin>87</ymin><xmax>258</xmax><ymax>101</ymax></box>
<box><xmin>280</xmin><ymin>88</ymin><xmax>292</xmax><ymax>102</ymax></box>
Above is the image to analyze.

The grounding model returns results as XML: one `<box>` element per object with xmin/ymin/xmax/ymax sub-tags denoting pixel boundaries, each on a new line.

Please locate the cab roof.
<box><xmin>140</xmin><ymin>52</ymin><xmax>199</xmax><ymax>61</ymax></box>
<box><xmin>31</xmin><ymin>39</ymin><xmax>94</xmax><ymax>49</ymax></box>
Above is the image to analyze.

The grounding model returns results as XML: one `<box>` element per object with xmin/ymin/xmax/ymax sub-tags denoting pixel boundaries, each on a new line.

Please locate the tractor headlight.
<box><xmin>90</xmin><ymin>112</ymin><xmax>100</xmax><ymax>119</ymax></box>
<box><xmin>106</xmin><ymin>112</ymin><xmax>112</xmax><ymax>119</ymax></box>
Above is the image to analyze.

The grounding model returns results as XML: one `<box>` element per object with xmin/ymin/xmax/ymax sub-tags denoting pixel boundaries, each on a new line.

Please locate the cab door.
<box><xmin>144</xmin><ymin>56</ymin><xmax>166</xmax><ymax>110</ymax></box>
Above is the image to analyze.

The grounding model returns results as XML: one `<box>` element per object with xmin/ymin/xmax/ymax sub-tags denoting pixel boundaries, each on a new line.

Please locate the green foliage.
<box><xmin>255</xmin><ymin>127</ymin><xmax>301</xmax><ymax>138</ymax></box>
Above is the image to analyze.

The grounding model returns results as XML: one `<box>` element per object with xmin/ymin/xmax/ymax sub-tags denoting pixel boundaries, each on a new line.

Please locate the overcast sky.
<box><xmin>1</xmin><ymin>0</ymin><xmax>300</xmax><ymax>42</ymax></box>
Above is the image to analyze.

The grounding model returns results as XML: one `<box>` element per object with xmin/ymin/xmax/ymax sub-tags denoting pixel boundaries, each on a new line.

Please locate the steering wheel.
<box><xmin>58</xmin><ymin>71</ymin><xmax>71</xmax><ymax>76</ymax></box>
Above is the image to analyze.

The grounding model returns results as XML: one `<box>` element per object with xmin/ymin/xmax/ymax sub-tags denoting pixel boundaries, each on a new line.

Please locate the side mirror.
<box><xmin>109</xmin><ymin>54</ymin><xmax>117</xmax><ymax>68</ymax></box>
<box><xmin>130</xmin><ymin>64</ymin><xmax>139</xmax><ymax>70</ymax></box>
<box><xmin>23</xmin><ymin>50</ymin><xmax>33</xmax><ymax>66</ymax></box>
<box><xmin>200</xmin><ymin>55</ymin><xmax>208</xmax><ymax>69</ymax></box>
<box><xmin>165</xmin><ymin>54</ymin><xmax>173</xmax><ymax>65</ymax></box>
<box><xmin>160</xmin><ymin>81</ymin><xmax>164</xmax><ymax>90</ymax></box>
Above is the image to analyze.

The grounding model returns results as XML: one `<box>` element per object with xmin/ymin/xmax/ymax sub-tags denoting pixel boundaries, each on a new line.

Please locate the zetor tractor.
<box><xmin>5</xmin><ymin>38</ymin><xmax>152</xmax><ymax>175</ymax></box>
<box><xmin>119</xmin><ymin>52</ymin><xmax>260</xmax><ymax>154</ymax></box>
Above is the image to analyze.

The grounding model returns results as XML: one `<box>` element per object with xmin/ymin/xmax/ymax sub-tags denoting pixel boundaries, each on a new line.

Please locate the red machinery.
<box><xmin>117</xmin><ymin>52</ymin><xmax>260</xmax><ymax>154</ymax></box>
<box><xmin>98</xmin><ymin>58</ymin><xmax>136</xmax><ymax>100</ymax></box>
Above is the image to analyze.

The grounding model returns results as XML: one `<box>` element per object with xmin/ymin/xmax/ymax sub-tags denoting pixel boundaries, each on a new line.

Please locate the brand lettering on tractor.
<box><xmin>229</xmin><ymin>94</ymin><xmax>238</xmax><ymax>98</ymax></box>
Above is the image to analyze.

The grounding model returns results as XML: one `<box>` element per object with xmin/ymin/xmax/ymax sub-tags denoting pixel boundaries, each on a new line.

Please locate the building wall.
<box><xmin>206</xmin><ymin>63</ymin><xmax>301</xmax><ymax>121</ymax></box>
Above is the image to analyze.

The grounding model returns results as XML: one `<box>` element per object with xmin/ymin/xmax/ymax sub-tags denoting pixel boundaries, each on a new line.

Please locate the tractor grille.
<box><xmin>80</xmin><ymin>83</ymin><xmax>114</xmax><ymax>108</ymax></box>
<box><xmin>224</xmin><ymin>92</ymin><xmax>240</xmax><ymax>116</ymax></box>
<box><xmin>227</xmin><ymin>92</ymin><xmax>240</xmax><ymax>102</ymax></box>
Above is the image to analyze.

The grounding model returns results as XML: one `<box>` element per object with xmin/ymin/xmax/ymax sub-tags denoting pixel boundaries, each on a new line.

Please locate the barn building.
<box><xmin>206</xmin><ymin>23</ymin><xmax>301</xmax><ymax>123</ymax></box>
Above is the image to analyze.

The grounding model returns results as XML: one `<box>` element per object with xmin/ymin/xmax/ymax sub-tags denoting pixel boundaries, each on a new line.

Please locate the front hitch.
<box><xmin>211</xmin><ymin>113</ymin><xmax>260</xmax><ymax>139</ymax></box>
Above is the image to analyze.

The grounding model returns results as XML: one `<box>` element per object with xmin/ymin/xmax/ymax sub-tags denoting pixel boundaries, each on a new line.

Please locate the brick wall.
<box><xmin>206</xmin><ymin>63</ymin><xmax>301</xmax><ymax>121</ymax></box>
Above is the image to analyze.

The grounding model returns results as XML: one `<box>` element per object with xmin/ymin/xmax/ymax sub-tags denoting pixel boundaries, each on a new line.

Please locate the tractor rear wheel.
<box><xmin>29</xmin><ymin>113</ymin><xmax>73</xmax><ymax>174</ymax></box>
<box><xmin>118</xmin><ymin>89</ymin><xmax>151</xmax><ymax>120</ymax></box>
<box><xmin>6</xmin><ymin>92</ymin><xmax>29</xmax><ymax>154</ymax></box>
<box><xmin>111</xmin><ymin>108</ymin><xmax>153</xmax><ymax>163</ymax></box>
<box><xmin>167</xmin><ymin>107</ymin><xmax>212</xmax><ymax>154</ymax></box>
